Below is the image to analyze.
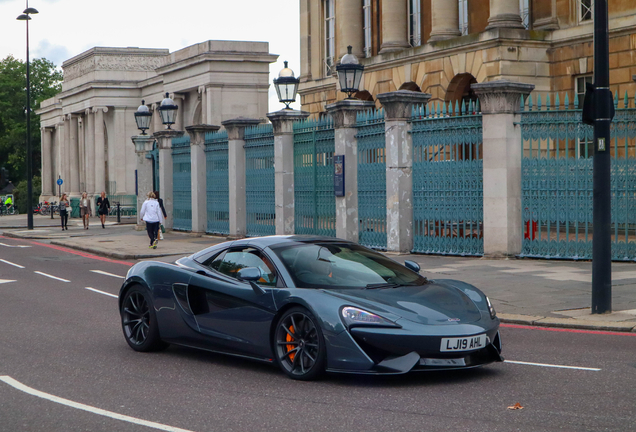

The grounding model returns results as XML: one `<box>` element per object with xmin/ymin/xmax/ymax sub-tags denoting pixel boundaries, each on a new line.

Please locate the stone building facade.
<box><xmin>37</xmin><ymin>40</ymin><xmax>277</xmax><ymax>200</ymax></box>
<box><xmin>298</xmin><ymin>0</ymin><xmax>636</xmax><ymax>116</ymax></box>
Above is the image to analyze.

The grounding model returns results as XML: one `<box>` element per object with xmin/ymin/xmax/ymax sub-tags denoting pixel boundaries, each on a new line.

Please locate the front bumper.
<box><xmin>324</xmin><ymin>319</ymin><xmax>502</xmax><ymax>375</ymax></box>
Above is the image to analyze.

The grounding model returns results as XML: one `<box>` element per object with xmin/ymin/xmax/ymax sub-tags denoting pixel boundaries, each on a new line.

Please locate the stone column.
<box><xmin>429</xmin><ymin>0</ymin><xmax>461</xmax><ymax>42</ymax></box>
<box><xmin>154</xmin><ymin>129</ymin><xmax>184</xmax><ymax>230</ymax></box>
<box><xmin>173</xmin><ymin>94</ymin><xmax>185</xmax><ymax>131</ymax></box>
<box><xmin>61</xmin><ymin>116</ymin><xmax>70</xmax><ymax>194</ymax></box>
<box><xmin>85</xmin><ymin>109</ymin><xmax>96</xmax><ymax>195</ymax></box>
<box><xmin>41</xmin><ymin>127</ymin><xmax>53</xmax><ymax>196</ymax></box>
<box><xmin>151</xmin><ymin>103</ymin><xmax>162</xmax><ymax>134</ymax></box>
<box><xmin>198</xmin><ymin>86</ymin><xmax>207</xmax><ymax>124</ymax></box>
<box><xmin>69</xmin><ymin>114</ymin><xmax>80</xmax><ymax>195</ymax></box>
<box><xmin>380</xmin><ymin>0</ymin><xmax>410</xmax><ymax>53</ymax></box>
<box><xmin>56</xmin><ymin>121</ymin><xmax>66</xmax><ymax>195</ymax></box>
<box><xmin>487</xmin><ymin>0</ymin><xmax>525</xmax><ymax>29</ymax></box>
<box><xmin>267</xmin><ymin>110</ymin><xmax>310</xmax><ymax>235</ymax></box>
<box><xmin>336</xmin><ymin>0</ymin><xmax>364</xmax><ymax>59</ymax></box>
<box><xmin>114</xmin><ymin>107</ymin><xmax>127</xmax><ymax>194</ymax></box>
<box><xmin>377</xmin><ymin>90</ymin><xmax>431</xmax><ymax>253</ymax></box>
<box><xmin>222</xmin><ymin>117</ymin><xmax>261</xmax><ymax>238</ymax></box>
<box><xmin>472</xmin><ymin>80</ymin><xmax>534</xmax><ymax>257</ymax></box>
<box><xmin>94</xmin><ymin>107</ymin><xmax>107</xmax><ymax>194</ymax></box>
<box><xmin>78</xmin><ymin>116</ymin><xmax>85</xmax><ymax>193</ymax></box>
<box><xmin>326</xmin><ymin>99</ymin><xmax>376</xmax><ymax>242</ymax></box>
<box><xmin>132</xmin><ymin>135</ymin><xmax>156</xmax><ymax>228</ymax></box>
<box><xmin>186</xmin><ymin>124</ymin><xmax>221</xmax><ymax>234</ymax></box>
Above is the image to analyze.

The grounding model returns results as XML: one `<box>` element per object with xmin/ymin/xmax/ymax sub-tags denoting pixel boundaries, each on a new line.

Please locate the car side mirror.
<box><xmin>237</xmin><ymin>267</ymin><xmax>266</xmax><ymax>295</ymax></box>
<box><xmin>237</xmin><ymin>267</ymin><xmax>261</xmax><ymax>281</ymax></box>
<box><xmin>404</xmin><ymin>260</ymin><xmax>420</xmax><ymax>273</ymax></box>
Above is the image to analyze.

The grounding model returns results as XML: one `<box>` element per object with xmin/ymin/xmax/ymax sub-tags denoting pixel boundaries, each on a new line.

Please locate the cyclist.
<box><xmin>4</xmin><ymin>196</ymin><xmax>12</xmax><ymax>213</ymax></box>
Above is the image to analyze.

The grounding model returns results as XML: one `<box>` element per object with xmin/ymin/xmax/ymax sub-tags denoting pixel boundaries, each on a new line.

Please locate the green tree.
<box><xmin>13</xmin><ymin>175</ymin><xmax>41</xmax><ymax>214</ymax></box>
<box><xmin>0</xmin><ymin>55</ymin><xmax>62</xmax><ymax>185</ymax></box>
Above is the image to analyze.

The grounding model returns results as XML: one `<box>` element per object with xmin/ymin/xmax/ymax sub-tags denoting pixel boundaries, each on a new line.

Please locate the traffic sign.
<box><xmin>57</xmin><ymin>178</ymin><xmax>63</xmax><ymax>185</ymax></box>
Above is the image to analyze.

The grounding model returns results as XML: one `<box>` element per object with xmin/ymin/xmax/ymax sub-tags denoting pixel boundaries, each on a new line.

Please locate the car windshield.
<box><xmin>271</xmin><ymin>243</ymin><xmax>427</xmax><ymax>289</ymax></box>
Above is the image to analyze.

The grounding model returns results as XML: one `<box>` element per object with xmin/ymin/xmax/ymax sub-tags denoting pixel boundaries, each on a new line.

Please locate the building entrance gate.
<box><xmin>293</xmin><ymin>118</ymin><xmax>336</xmax><ymax>237</ymax></box>
<box><xmin>172</xmin><ymin>135</ymin><xmax>192</xmax><ymax>231</ymax></box>
<box><xmin>356</xmin><ymin>109</ymin><xmax>387</xmax><ymax>250</ymax></box>
<box><xmin>520</xmin><ymin>93</ymin><xmax>636</xmax><ymax>261</ymax></box>
<box><xmin>411</xmin><ymin>101</ymin><xmax>484</xmax><ymax>256</ymax></box>
<box><xmin>245</xmin><ymin>124</ymin><xmax>275</xmax><ymax>236</ymax></box>
<box><xmin>205</xmin><ymin>130</ymin><xmax>230</xmax><ymax>235</ymax></box>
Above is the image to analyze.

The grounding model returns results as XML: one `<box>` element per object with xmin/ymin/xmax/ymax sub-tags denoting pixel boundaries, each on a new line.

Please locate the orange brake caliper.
<box><xmin>286</xmin><ymin>326</ymin><xmax>296</xmax><ymax>361</ymax></box>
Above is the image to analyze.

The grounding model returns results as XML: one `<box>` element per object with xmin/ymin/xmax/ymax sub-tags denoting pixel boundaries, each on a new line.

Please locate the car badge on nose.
<box><xmin>448</xmin><ymin>318</ymin><xmax>460</xmax><ymax>322</ymax></box>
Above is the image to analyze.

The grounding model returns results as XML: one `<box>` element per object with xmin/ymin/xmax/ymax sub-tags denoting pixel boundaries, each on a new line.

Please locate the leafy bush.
<box><xmin>13</xmin><ymin>176</ymin><xmax>41</xmax><ymax>214</ymax></box>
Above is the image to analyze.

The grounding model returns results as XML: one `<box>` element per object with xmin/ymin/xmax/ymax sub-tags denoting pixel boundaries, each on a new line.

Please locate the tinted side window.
<box><xmin>217</xmin><ymin>248</ymin><xmax>278</xmax><ymax>287</ymax></box>
<box><xmin>201</xmin><ymin>250</ymin><xmax>227</xmax><ymax>271</ymax></box>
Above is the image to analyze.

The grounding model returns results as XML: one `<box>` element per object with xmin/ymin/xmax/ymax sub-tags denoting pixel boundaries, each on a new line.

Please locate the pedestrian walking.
<box><xmin>96</xmin><ymin>191</ymin><xmax>110</xmax><ymax>229</ymax></box>
<box><xmin>59</xmin><ymin>193</ymin><xmax>70</xmax><ymax>230</ymax></box>
<box><xmin>80</xmin><ymin>192</ymin><xmax>92</xmax><ymax>229</ymax></box>
<box><xmin>154</xmin><ymin>191</ymin><xmax>167</xmax><ymax>241</ymax></box>
<box><xmin>140</xmin><ymin>191</ymin><xmax>164</xmax><ymax>249</ymax></box>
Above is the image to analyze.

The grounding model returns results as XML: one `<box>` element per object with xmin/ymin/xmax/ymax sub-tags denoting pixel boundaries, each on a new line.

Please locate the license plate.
<box><xmin>420</xmin><ymin>358</ymin><xmax>466</xmax><ymax>366</ymax></box>
<box><xmin>440</xmin><ymin>334</ymin><xmax>487</xmax><ymax>352</ymax></box>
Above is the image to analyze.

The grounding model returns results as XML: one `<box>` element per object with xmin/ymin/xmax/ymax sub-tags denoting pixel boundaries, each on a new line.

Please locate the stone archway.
<box><xmin>398</xmin><ymin>82</ymin><xmax>422</xmax><ymax>92</ymax></box>
<box><xmin>444</xmin><ymin>73</ymin><xmax>478</xmax><ymax>108</ymax></box>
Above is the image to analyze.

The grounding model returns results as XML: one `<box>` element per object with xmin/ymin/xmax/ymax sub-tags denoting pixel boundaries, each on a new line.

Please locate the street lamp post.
<box><xmin>336</xmin><ymin>46</ymin><xmax>365</xmax><ymax>99</ymax></box>
<box><xmin>17</xmin><ymin>4</ymin><xmax>38</xmax><ymax>230</ymax></box>
<box><xmin>273</xmin><ymin>61</ymin><xmax>300</xmax><ymax>109</ymax></box>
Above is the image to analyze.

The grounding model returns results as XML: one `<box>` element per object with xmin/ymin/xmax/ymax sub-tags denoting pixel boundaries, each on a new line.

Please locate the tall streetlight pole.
<box><xmin>591</xmin><ymin>0</ymin><xmax>613</xmax><ymax>313</ymax></box>
<box><xmin>17</xmin><ymin>3</ymin><xmax>38</xmax><ymax>230</ymax></box>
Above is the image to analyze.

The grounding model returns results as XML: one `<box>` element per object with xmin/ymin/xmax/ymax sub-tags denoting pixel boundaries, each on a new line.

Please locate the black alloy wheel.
<box><xmin>120</xmin><ymin>286</ymin><xmax>168</xmax><ymax>352</ymax></box>
<box><xmin>274</xmin><ymin>307</ymin><xmax>326</xmax><ymax>380</ymax></box>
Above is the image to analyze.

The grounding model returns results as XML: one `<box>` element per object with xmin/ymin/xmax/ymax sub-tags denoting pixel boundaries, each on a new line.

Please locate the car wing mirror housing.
<box><xmin>404</xmin><ymin>260</ymin><xmax>421</xmax><ymax>273</ymax></box>
<box><xmin>237</xmin><ymin>267</ymin><xmax>266</xmax><ymax>295</ymax></box>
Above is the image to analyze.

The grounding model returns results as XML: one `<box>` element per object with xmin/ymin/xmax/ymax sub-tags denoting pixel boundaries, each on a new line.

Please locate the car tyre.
<box><xmin>120</xmin><ymin>285</ymin><xmax>169</xmax><ymax>352</ymax></box>
<box><xmin>274</xmin><ymin>306</ymin><xmax>326</xmax><ymax>381</ymax></box>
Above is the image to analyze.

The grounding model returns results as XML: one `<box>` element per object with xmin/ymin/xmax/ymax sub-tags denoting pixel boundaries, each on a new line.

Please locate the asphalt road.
<box><xmin>1</xmin><ymin>235</ymin><xmax>635</xmax><ymax>432</ymax></box>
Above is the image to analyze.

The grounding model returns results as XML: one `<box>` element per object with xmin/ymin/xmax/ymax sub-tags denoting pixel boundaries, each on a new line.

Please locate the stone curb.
<box><xmin>48</xmin><ymin>240</ymin><xmax>191</xmax><ymax>260</ymax></box>
<box><xmin>498</xmin><ymin>313</ymin><xmax>636</xmax><ymax>333</ymax></box>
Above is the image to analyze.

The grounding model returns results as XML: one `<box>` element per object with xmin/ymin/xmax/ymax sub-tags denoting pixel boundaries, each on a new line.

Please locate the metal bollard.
<box><xmin>51</xmin><ymin>205</ymin><xmax>54</xmax><ymax>219</ymax></box>
<box><xmin>117</xmin><ymin>202</ymin><xmax>121</xmax><ymax>223</ymax></box>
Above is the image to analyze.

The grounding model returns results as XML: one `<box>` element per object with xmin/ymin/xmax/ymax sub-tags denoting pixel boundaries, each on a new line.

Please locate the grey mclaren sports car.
<box><xmin>119</xmin><ymin>236</ymin><xmax>503</xmax><ymax>380</ymax></box>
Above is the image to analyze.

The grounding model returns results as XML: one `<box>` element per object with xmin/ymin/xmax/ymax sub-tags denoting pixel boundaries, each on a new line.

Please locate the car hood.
<box><xmin>322</xmin><ymin>280</ymin><xmax>483</xmax><ymax>325</ymax></box>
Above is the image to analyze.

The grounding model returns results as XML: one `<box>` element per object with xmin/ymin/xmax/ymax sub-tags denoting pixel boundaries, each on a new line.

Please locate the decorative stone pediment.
<box><xmin>63</xmin><ymin>48</ymin><xmax>168</xmax><ymax>81</ymax></box>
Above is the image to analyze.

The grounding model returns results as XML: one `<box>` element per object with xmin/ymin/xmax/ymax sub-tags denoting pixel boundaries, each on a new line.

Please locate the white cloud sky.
<box><xmin>1</xmin><ymin>0</ymin><xmax>300</xmax><ymax>110</ymax></box>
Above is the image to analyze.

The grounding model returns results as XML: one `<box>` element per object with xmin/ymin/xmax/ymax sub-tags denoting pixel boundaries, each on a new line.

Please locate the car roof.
<box><xmin>191</xmin><ymin>235</ymin><xmax>352</xmax><ymax>262</ymax></box>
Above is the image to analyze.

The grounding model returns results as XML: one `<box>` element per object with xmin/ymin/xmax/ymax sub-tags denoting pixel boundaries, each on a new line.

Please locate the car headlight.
<box><xmin>486</xmin><ymin>296</ymin><xmax>496</xmax><ymax>319</ymax></box>
<box><xmin>341</xmin><ymin>306</ymin><xmax>400</xmax><ymax>328</ymax></box>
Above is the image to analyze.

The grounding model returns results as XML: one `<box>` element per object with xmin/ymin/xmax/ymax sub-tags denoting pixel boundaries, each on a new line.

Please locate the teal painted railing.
<box><xmin>356</xmin><ymin>109</ymin><xmax>387</xmax><ymax>250</ymax></box>
<box><xmin>293</xmin><ymin>117</ymin><xmax>336</xmax><ymax>237</ymax></box>
<box><xmin>520</xmin><ymin>92</ymin><xmax>636</xmax><ymax>260</ymax></box>
<box><xmin>411</xmin><ymin>100</ymin><xmax>484</xmax><ymax>256</ymax></box>
<box><xmin>205</xmin><ymin>129</ymin><xmax>230</xmax><ymax>235</ymax></box>
<box><xmin>245</xmin><ymin>124</ymin><xmax>275</xmax><ymax>236</ymax></box>
<box><xmin>95</xmin><ymin>194</ymin><xmax>137</xmax><ymax>216</ymax></box>
<box><xmin>172</xmin><ymin>135</ymin><xmax>192</xmax><ymax>231</ymax></box>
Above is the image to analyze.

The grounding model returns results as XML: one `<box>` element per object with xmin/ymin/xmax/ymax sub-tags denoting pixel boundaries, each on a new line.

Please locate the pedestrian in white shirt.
<box><xmin>140</xmin><ymin>192</ymin><xmax>164</xmax><ymax>249</ymax></box>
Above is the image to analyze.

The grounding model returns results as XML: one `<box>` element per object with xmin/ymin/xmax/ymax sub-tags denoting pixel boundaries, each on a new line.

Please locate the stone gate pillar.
<box><xmin>153</xmin><ymin>129</ymin><xmax>184</xmax><ymax>230</ymax></box>
<box><xmin>222</xmin><ymin>117</ymin><xmax>261</xmax><ymax>238</ymax></box>
<box><xmin>377</xmin><ymin>90</ymin><xmax>431</xmax><ymax>253</ymax></box>
<box><xmin>186</xmin><ymin>124</ymin><xmax>220</xmax><ymax>234</ymax></box>
<box><xmin>472</xmin><ymin>80</ymin><xmax>534</xmax><ymax>257</ymax></box>
<box><xmin>131</xmin><ymin>135</ymin><xmax>156</xmax><ymax>228</ymax></box>
<box><xmin>267</xmin><ymin>109</ymin><xmax>310</xmax><ymax>235</ymax></box>
<box><xmin>326</xmin><ymin>99</ymin><xmax>376</xmax><ymax>242</ymax></box>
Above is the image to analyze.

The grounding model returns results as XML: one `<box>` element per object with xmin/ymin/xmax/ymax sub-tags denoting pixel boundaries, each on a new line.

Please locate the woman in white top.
<box><xmin>80</xmin><ymin>192</ymin><xmax>92</xmax><ymax>229</ymax></box>
<box><xmin>140</xmin><ymin>191</ymin><xmax>165</xmax><ymax>249</ymax></box>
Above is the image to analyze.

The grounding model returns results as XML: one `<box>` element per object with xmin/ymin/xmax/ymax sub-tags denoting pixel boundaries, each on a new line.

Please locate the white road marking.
<box><xmin>90</xmin><ymin>270</ymin><xmax>125</xmax><ymax>279</ymax></box>
<box><xmin>0</xmin><ymin>376</ymin><xmax>196</xmax><ymax>432</ymax></box>
<box><xmin>0</xmin><ymin>242</ymin><xmax>30</xmax><ymax>248</ymax></box>
<box><xmin>33</xmin><ymin>271</ymin><xmax>70</xmax><ymax>282</ymax></box>
<box><xmin>85</xmin><ymin>287</ymin><xmax>118</xmax><ymax>299</ymax></box>
<box><xmin>505</xmin><ymin>360</ymin><xmax>600</xmax><ymax>371</ymax></box>
<box><xmin>0</xmin><ymin>279</ymin><xmax>16</xmax><ymax>284</ymax></box>
<box><xmin>0</xmin><ymin>259</ymin><xmax>24</xmax><ymax>268</ymax></box>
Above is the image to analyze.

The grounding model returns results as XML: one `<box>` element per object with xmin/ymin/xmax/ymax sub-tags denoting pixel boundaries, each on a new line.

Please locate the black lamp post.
<box><xmin>336</xmin><ymin>46</ymin><xmax>364</xmax><ymax>99</ymax></box>
<box><xmin>157</xmin><ymin>93</ymin><xmax>178</xmax><ymax>129</ymax></box>
<box><xmin>273</xmin><ymin>61</ymin><xmax>300</xmax><ymax>109</ymax></box>
<box><xmin>134</xmin><ymin>100</ymin><xmax>152</xmax><ymax>134</ymax></box>
<box><xmin>17</xmin><ymin>4</ymin><xmax>38</xmax><ymax>230</ymax></box>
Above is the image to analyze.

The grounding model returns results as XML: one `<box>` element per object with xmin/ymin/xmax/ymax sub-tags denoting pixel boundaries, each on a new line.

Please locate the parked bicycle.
<box><xmin>38</xmin><ymin>201</ymin><xmax>58</xmax><ymax>216</ymax></box>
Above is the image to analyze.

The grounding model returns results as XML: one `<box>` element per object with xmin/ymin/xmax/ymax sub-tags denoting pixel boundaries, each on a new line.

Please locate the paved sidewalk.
<box><xmin>1</xmin><ymin>214</ymin><xmax>635</xmax><ymax>332</ymax></box>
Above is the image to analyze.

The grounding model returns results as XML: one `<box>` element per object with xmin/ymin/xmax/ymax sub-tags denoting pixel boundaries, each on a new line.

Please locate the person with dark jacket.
<box><xmin>154</xmin><ymin>191</ymin><xmax>167</xmax><ymax>241</ymax></box>
<box><xmin>96</xmin><ymin>191</ymin><xmax>110</xmax><ymax>229</ymax></box>
<box><xmin>59</xmin><ymin>194</ymin><xmax>70</xmax><ymax>230</ymax></box>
